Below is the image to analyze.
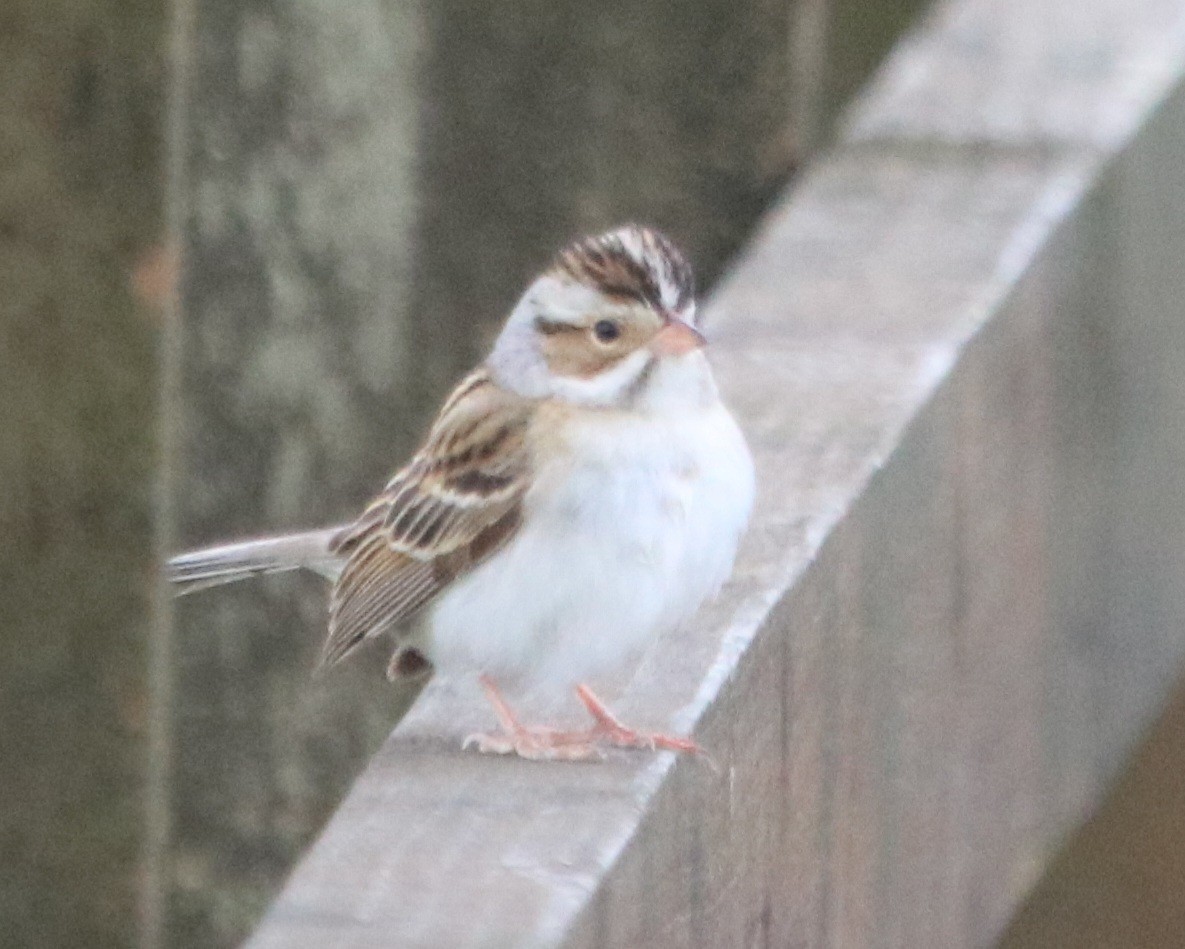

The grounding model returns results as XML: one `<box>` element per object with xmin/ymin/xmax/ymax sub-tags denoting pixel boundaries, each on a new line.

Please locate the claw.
<box><xmin>462</xmin><ymin>731</ymin><xmax>514</xmax><ymax>755</ymax></box>
<box><xmin>467</xmin><ymin>676</ymin><xmax>603</xmax><ymax>760</ymax></box>
<box><xmin>462</xmin><ymin>727</ymin><xmax>603</xmax><ymax>761</ymax></box>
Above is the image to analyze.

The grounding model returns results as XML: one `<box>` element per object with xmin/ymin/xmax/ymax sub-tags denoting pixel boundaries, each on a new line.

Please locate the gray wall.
<box><xmin>0</xmin><ymin>2</ymin><xmax>162</xmax><ymax>947</ymax></box>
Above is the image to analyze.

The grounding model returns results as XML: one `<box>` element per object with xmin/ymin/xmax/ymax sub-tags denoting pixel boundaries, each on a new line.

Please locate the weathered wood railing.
<box><xmin>163</xmin><ymin>0</ymin><xmax>1185</xmax><ymax>945</ymax></box>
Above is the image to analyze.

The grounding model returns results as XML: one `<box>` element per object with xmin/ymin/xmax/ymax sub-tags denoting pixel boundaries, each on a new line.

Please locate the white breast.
<box><xmin>424</xmin><ymin>372</ymin><xmax>754</xmax><ymax>699</ymax></box>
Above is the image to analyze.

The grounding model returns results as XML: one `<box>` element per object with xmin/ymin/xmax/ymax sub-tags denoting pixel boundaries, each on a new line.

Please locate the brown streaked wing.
<box><xmin>322</xmin><ymin>369</ymin><xmax>534</xmax><ymax>666</ymax></box>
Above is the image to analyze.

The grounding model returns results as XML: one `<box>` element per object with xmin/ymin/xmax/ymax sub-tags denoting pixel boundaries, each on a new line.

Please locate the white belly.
<box><xmin>423</xmin><ymin>401</ymin><xmax>754</xmax><ymax>697</ymax></box>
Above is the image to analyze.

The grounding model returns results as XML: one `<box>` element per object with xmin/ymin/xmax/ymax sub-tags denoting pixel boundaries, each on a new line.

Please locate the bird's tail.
<box><xmin>165</xmin><ymin>527</ymin><xmax>345</xmax><ymax>595</ymax></box>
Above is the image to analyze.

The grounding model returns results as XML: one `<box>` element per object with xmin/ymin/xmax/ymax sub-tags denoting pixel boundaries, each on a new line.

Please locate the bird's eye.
<box><xmin>593</xmin><ymin>320</ymin><xmax>621</xmax><ymax>343</ymax></box>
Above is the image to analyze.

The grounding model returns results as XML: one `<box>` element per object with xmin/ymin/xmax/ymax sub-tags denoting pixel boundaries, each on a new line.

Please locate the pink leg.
<box><xmin>574</xmin><ymin>684</ymin><xmax>703</xmax><ymax>756</ymax></box>
<box><xmin>463</xmin><ymin>675</ymin><xmax>604</xmax><ymax>761</ymax></box>
<box><xmin>463</xmin><ymin>676</ymin><xmax>704</xmax><ymax>762</ymax></box>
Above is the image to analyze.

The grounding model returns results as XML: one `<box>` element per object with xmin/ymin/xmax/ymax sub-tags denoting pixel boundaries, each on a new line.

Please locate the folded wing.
<box><xmin>322</xmin><ymin>369</ymin><xmax>533</xmax><ymax>666</ymax></box>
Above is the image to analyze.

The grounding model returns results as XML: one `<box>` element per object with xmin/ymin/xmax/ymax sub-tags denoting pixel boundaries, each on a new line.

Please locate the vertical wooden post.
<box><xmin>0</xmin><ymin>2</ymin><xmax>163</xmax><ymax>946</ymax></box>
<box><xmin>162</xmin><ymin>2</ymin><xmax>426</xmax><ymax>944</ymax></box>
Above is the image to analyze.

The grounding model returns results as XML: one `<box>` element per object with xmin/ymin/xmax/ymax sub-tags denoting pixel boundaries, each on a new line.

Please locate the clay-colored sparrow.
<box><xmin>168</xmin><ymin>225</ymin><xmax>755</xmax><ymax>760</ymax></box>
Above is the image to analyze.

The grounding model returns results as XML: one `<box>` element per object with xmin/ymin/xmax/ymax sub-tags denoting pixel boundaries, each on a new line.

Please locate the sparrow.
<box><xmin>168</xmin><ymin>225</ymin><xmax>755</xmax><ymax>761</ymax></box>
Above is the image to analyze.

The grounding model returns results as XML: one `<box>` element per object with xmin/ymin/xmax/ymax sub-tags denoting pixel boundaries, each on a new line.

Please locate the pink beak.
<box><xmin>650</xmin><ymin>318</ymin><xmax>707</xmax><ymax>357</ymax></box>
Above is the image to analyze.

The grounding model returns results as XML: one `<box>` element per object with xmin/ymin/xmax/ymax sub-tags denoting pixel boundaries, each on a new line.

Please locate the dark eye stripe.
<box><xmin>533</xmin><ymin>317</ymin><xmax>578</xmax><ymax>335</ymax></box>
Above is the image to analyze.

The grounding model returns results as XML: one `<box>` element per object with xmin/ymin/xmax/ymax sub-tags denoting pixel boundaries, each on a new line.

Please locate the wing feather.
<box><xmin>321</xmin><ymin>369</ymin><xmax>533</xmax><ymax>666</ymax></box>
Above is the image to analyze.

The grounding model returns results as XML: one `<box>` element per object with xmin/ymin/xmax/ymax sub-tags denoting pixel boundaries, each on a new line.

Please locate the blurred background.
<box><xmin>1</xmin><ymin>1</ymin><xmax>161</xmax><ymax>946</ymax></box>
<box><xmin>6</xmin><ymin>0</ymin><xmax>1185</xmax><ymax>947</ymax></box>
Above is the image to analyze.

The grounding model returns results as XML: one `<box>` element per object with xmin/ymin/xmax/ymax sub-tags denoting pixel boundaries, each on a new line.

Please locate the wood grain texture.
<box><xmin>244</xmin><ymin>0</ymin><xmax>1185</xmax><ymax>945</ymax></box>
<box><xmin>164</xmin><ymin>1</ymin><xmax>426</xmax><ymax>945</ymax></box>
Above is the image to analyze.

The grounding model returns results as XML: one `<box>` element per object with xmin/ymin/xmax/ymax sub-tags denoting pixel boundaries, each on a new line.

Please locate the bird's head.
<box><xmin>489</xmin><ymin>225</ymin><xmax>706</xmax><ymax>408</ymax></box>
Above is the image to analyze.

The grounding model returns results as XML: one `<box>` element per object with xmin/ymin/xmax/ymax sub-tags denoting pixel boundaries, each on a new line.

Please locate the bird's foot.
<box><xmin>466</xmin><ymin>675</ymin><xmax>704</xmax><ymax>762</ymax></box>
<box><xmin>466</xmin><ymin>674</ymin><xmax>604</xmax><ymax>761</ymax></box>
<box><xmin>575</xmin><ymin>684</ymin><xmax>703</xmax><ymax>755</ymax></box>
<box><xmin>462</xmin><ymin>725</ymin><xmax>603</xmax><ymax>761</ymax></box>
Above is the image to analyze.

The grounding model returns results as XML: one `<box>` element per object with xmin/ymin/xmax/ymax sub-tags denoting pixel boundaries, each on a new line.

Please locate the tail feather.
<box><xmin>166</xmin><ymin>527</ymin><xmax>346</xmax><ymax>595</ymax></box>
